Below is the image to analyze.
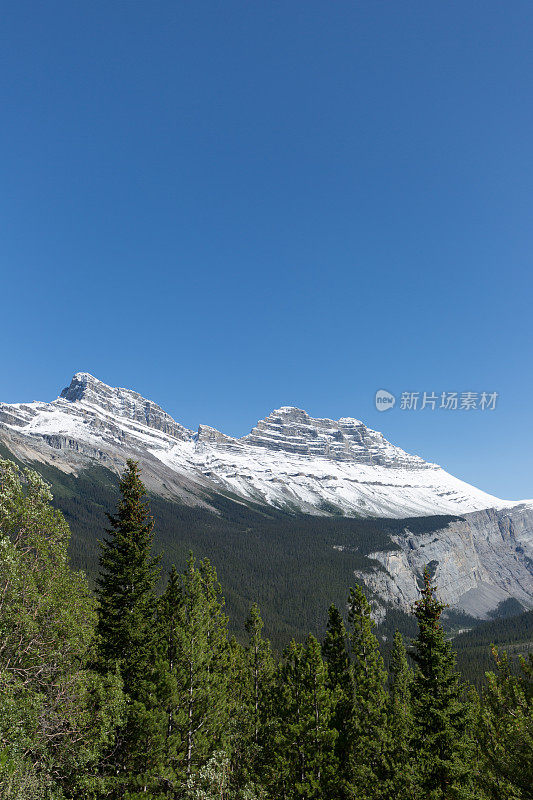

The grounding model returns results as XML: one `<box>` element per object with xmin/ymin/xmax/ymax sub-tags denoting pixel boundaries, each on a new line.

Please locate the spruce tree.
<box><xmin>158</xmin><ymin>554</ymin><xmax>230</xmax><ymax>792</ymax></box>
<box><xmin>158</xmin><ymin>565</ymin><xmax>181</xmax><ymax>770</ymax></box>
<box><xmin>226</xmin><ymin>633</ymin><xmax>251</xmax><ymax>789</ymax></box>
<box><xmin>344</xmin><ymin>585</ymin><xmax>390</xmax><ymax>800</ymax></box>
<box><xmin>478</xmin><ymin>648</ymin><xmax>533</xmax><ymax>800</ymax></box>
<box><xmin>266</xmin><ymin>636</ymin><xmax>335</xmax><ymax>800</ymax></box>
<box><xmin>96</xmin><ymin>459</ymin><xmax>163</xmax><ymax>796</ymax></box>
<box><xmin>263</xmin><ymin>641</ymin><xmax>303</xmax><ymax>798</ymax></box>
<box><xmin>322</xmin><ymin>603</ymin><xmax>352</xmax><ymax>789</ymax></box>
<box><xmin>245</xmin><ymin>603</ymin><xmax>274</xmax><ymax>747</ymax></box>
<box><xmin>299</xmin><ymin>635</ymin><xmax>337</xmax><ymax>798</ymax></box>
<box><xmin>228</xmin><ymin>602</ymin><xmax>275</xmax><ymax>790</ymax></box>
<box><xmin>385</xmin><ymin>631</ymin><xmax>416</xmax><ymax>799</ymax></box>
<box><xmin>411</xmin><ymin>568</ymin><xmax>478</xmax><ymax>800</ymax></box>
<box><xmin>323</xmin><ymin>604</ymin><xmax>351</xmax><ymax>694</ymax></box>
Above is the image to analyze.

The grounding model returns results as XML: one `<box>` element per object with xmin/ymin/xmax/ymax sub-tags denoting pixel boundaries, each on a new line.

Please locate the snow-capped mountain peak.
<box><xmin>241</xmin><ymin>405</ymin><xmax>433</xmax><ymax>469</ymax></box>
<box><xmin>58</xmin><ymin>372</ymin><xmax>192</xmax><ymax>441</ymax></box>
<box><xmin>1</xmin><ymin>373</ymin><xmax>531</xmax><ymax>620</ymax></box>
<box><xmin>0</xmin><ymin>372</ymin><xmax>523</xmax><ymax>519</ymax></box>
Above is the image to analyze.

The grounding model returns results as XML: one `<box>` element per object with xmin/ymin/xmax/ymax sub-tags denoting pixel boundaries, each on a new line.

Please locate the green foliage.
<box><xmin>184</xmin><ymin>750</ymin><xmax>266</xmax><ymax>800</ymax></box>
<box><xmin>95</xmin><ymin>459</ymin><xmax>164</xmax><ymax>796</ymax></box>
<box><xmin>477</xmin><ymin>648</ymin><xmax>532</xmax><ymax>799</ymax></box>
<box><xmin>158</xmin><ymin>555</ymin><xmax>231</xmax><ymax>792</ymax></box>
<box><xmin>96</xmin><ymin>460</ymin><xmax>161</xmax><ymax>674</ymax></box>
<box><xmin>0</xmin><ymin>459</ymin><xmax>123</xmax><ymax>800</ymax></box>
<box><xmin>243</xmin><ymin>603</ymin><xmax>275</xmax><ymax>746</ymax></box>
<box><xmin>0</xmin><ymin>750</ymin><xmax>64</xmax><ymax>800</ymax></box>
<box><xmin>411</xmin><ymin>568</ymin><xmax>480</xmax><ymax>800</ymax></box>
<box><xmin>385</xmin><ymin>632</ymin><xmax>416</xmax><ymax>798</ymax></box>
<box><xmin>321</xmin><ymin>604</ymin><xmax>351</xmax><ymax>791</ymax></box>
<box><xmin>227</xmin><ymin>602</ymin><xmax>275</xmax><ymax>786</ymax></box>
<box><xmin>344</xmin><ymin>585</ymin><xmax>390</xmax><ymax>800</ymax></box>
<box><xmin>264</xmin><ymin>636</ymin><xmax>336</xmax><ymax>799</ymax></box>
<box><xmin>322</xmin><ymin>604</ymin><xmax>351</xmax><ymax>694</ymax></box>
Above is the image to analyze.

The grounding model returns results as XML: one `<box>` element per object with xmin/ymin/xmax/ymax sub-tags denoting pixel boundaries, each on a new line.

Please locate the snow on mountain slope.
<box><xmin>0</xmin><ymin>372</ymin><xmax>523</xmax><ymax>518</ymax></box>
<box><xmin>1</xmin><ymin>373</ymin><xmax>532</xmax><ymax>618</ymax></box>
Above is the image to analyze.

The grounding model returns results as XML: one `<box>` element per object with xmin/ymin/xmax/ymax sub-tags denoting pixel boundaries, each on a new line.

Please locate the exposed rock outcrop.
<box><xmin>358</xmin><ymin>504</ymin><xmax>533</xmax><ymax>617</ymax></box>
<box><xmin>60</xmin><ymin>373</ymin><xmax>192</xmax><ymax>440</ymax></box>
<box><xmin>243</xmin><ymin>406</ymin><xmax>433</xmax><ymax>468</ymax></box>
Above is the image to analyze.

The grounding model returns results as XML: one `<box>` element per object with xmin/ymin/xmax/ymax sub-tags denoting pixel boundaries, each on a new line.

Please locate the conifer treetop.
<box><xmin>412</xmin><ymin>566</ymin><xmax>448</xmax><ymax>627</ymax></box>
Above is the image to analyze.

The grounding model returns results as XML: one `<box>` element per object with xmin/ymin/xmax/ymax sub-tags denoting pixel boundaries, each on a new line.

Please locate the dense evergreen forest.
<box><xmin>454</xmin><ymin>608</ymin><xmax>533</xmax><ymax>686</ymax></box>
<box><xmin>0</xmin><ymin>457</ymin><xmax>531</xmax><ymax>799</ymax></box>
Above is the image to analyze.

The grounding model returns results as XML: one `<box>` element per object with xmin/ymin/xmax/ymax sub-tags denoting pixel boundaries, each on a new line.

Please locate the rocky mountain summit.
<box><xmin>242</xmin><ymin>406</ymin><xmax>432</xmax><ymax>468</ymax></box>
<box><xmin>59</xmin><ymin>372</ymin><xmax>191</xmax><ymax>440</ymax></box>
<box><xmin>1</xmin><ymin>372</ymin><xmax>531</xmax><ymax>618</ymax></box>
<box><xmin>0</xmin><ymin>372</ymin><xmax>509</xmax><ymax>516</ymax></box>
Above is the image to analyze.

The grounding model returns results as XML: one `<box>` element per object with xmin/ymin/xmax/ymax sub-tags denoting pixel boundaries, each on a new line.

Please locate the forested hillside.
<box><xmin>0</xmin><ymin>443</ymin><xmax>469</xmax><ymax>650</ymax></box>
<box><xmin>0</xmin><ymin>457</ymin><xmax>531</xmax><ymax>800</ymax></box>
<box><xmin>454</xmin><ymin>608</ymin><xmax>533</xmax><ymax>686</ymax></box>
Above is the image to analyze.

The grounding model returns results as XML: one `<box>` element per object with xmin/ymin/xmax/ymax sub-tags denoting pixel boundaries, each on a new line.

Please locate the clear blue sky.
<box><xmin>1</xmin><ymin>1</ymin><xmax>532</xmax><ymax>499</ymax></box>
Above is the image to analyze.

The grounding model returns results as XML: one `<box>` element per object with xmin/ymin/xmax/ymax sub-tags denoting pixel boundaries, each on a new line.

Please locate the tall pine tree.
<box><xmin>344</xmin><ymin>585</ymin><xmax>390</xmax><ymax>800</ymax></box>
<box><xmin>322</xmin><ymin>603</ymin><xmax>352</xmax><ymax>791</ymax></box>
<box><xmin>158</xmin><ymin>554</ymin><xmax>231</xmax><ymax>793</ymax></box>
<box><xmin>266</xmin><ymin>636</ymin><xmax>335</xmax><ymax>800</ymax></box>
<box><xmin>385</xmin><ymin>631</ymin><xmax>416</xmax><ymax>799</ymax></box>
<box><xmin>229</xmin><ymin>602</ymin><xmax>275</xmax><ymax>789</ymax></box>
<box><xmin>323</xmin><ymin>604</ymin><xmax>351</xmax><ymax>694</ymax></box>
<box><xmin>477</xmin><ymin>648</ymin><xmax>532</xmax><ymax>800</ymax></box>
<box><xmin>411</xmin><ymin>568</ymin><xmax>478</xmax><ymax>800</ymax></box>
<box><xmin>244</xmin><ymin>603</ymin><xmax>274</xmax><ymax>747</ymax></box>
<box><xmin>96</xmin><ymin>459</ymin><xmax>164</xmax><ymax>797</ymax></box>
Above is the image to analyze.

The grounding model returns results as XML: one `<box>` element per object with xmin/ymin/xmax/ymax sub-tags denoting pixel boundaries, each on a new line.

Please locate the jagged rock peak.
<box><xmin>60</xmin><ymin>372</ymin><xmax>106</xmax><ymax>403</ymax></box>
<box><xmin>196</xmin><ymin>424</ymin><xmax>239</xmax><ymax>447</ymax></box>
<box><xmin>59</xmin><ymin>373</ymin><xmax>192</xmax><ymax>440</ymax></box>
<box><xmin>242</xmin><ymin>405</ymin><xmax>433</xmax><ymax>468</ymax></box>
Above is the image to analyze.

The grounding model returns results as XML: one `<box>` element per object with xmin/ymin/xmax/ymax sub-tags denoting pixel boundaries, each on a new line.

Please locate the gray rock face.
<box><xmin>196</xmin><ymin>425</ymin><xmax>240</xmax><ymax>448</ymax></box>
<box><xmin>242</xmin><ymin>406</ymin><xmax>432</xmax><ymax>468</ymax></box>
<box><xmin>60</xmin><ymin>373</ymin><xmax>192</xmax><ymax>440</ymax></box>
<box><xmin>358</xmin><ymin>504</ymin><xmax>533</xmax><ymax>617</ymax></box>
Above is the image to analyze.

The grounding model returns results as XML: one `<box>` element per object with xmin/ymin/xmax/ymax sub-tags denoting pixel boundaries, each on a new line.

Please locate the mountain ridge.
<box><xmin>1</xmin><ymin>372</ymin><xmax>532</xmax><ymax>622</ymax></box>
<box><xmin>0</xmin><ymin>371</ymin><xmax>523</xmax><ymax>518</ymax></box>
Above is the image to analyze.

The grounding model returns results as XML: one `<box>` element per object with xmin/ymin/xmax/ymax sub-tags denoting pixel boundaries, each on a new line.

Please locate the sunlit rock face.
<box><xmin>1</xmin><ymin>372</ymin><xmax>531</xmax><ymax>617</ymax></box>
<box><xmin>242</xmin><ymin>406</ymin><xmax>432</xmax><ymax>468</ymax></box>
<box><xmin>357</xmin><ymin>504</ymin><xmax>533</xmax><ymax>618</ymax></box>
<box><xmin>60</xmin><ymin>372</ymin><xmax>192</xmax><ymax>440</ymax></box>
